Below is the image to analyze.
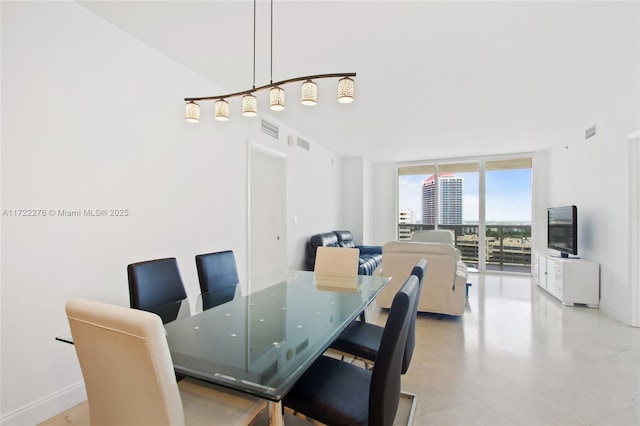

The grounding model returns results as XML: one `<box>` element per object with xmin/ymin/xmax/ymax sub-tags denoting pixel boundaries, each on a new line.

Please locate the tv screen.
<box><xmin>547</xmin><ymin>205</ymin><xmax>577</xmax><ymax>257</ymax></box>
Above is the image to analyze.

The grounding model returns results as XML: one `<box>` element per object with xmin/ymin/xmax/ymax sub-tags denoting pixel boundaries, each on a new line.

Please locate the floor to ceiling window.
<box><xmin>398</xmin><ymin>155</ymin><xmax>532</xmax><ymax>273</ymax></box>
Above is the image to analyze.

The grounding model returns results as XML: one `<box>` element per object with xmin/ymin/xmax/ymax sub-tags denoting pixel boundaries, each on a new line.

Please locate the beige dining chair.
<box><xmin>314</xmin><ymin>246</ymin><xmax>362</xmax><ymax>315</ymax></box>
<box><xmin>65</xmin><ymin>298</ymin><xmax>266</xmax><ymax>426</ymax></box>
<box><xmin>314</xmin><ymin>246</ymin><xmax>360</xmax><ymax>277</ymax></box>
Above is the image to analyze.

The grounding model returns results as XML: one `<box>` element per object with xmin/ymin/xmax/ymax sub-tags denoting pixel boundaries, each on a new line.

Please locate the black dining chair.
<box><xmin>127</xmin><ymin>257</ymin><xmax>187</xmax><ymax>316</ymax></box>
<box><xmin>195</xmin><ymin>250</ymin><xmax>239</xmax><ymax>294</ymax></box>
<box><xmin>283</xmin><ymin>274</ymin><xmax>419</xmax><ymax>426</ymax></box>
<box><xmin>330</xmin><ymin>258</ymin><xmax>427</xmax><ymax>373</ymax></box>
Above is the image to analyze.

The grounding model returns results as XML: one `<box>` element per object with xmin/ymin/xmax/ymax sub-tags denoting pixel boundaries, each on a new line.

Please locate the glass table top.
<box><xmin>158</xmin><ymin>270</ymin><xmax>390</xmax><ymax>401</ymax></box>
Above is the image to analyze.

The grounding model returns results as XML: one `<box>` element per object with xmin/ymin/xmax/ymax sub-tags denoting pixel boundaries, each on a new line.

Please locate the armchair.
<box><xmin>376</xmin><ymin>241</ymin><xmax>468</xmax><ymax>316</ymax></box>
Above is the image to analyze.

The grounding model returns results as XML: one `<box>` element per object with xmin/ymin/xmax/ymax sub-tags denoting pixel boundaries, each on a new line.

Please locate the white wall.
<box><xmin>371</xmin><ymin>162</ymin><xmax>398</xmax><ymax>246</ymax></box>
<box><xmin>0</xmin><ymin>2</ymin><xmax>344</xmax><ymax>423</ymax></box>
<box><xmin>342</xmin><ymin>157</ymin><xmax>364</xmax><ymax>243</ymax></box>
<box><xmin>341</xmin><ymin>156</ymin><xmax>377</xmax><ymax>245</ymax></box>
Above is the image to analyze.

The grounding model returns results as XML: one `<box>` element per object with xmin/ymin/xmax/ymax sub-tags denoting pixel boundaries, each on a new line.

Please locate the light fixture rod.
<box><xmin>184</xmin><ymin>72</ymin><xmax>356</xmax><ymax>102</ymax></box>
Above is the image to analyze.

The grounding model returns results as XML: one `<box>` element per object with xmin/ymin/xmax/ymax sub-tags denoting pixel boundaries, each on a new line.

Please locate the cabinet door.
<box><xmin>538</xmin><ymin>257</ymin><xmax>547</xmax><ymax>288</ymax></box>
<box><xmin>546</xmin><ymin>258</ymin><xmax>556</xmax><ymax>295</ymax></box>
<box><xmin>553</xmin><ymin>261</ymin><xmax>563</xmax><ymax>294</ymax></box>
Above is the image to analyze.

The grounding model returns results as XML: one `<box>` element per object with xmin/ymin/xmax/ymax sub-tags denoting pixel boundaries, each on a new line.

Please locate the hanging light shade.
<box><xmin>337</xmin><ymin>77</ymin><xmax>355</xmax><ymax>103</ymax></box>
<box><xmin>185</xmin><ymin>101</ymin><xmax>200</xmax><ymax>123</ymax></box>
<box><xmin>301</xmin><ymin>80</ymin><xmax>318</xmax><ymax>106</ymax></box>
<box><xmin>242</xmin><ymin>94</ymin><xmax>258</xmax><ymax>117</ymax></box>
<box><xmin>270</xmin><ymin>86</ymin><xmax>285</xmax><ymax>111</ymax></box>
<box><xmin>214</xmin><ymin>99</ymin><xmax>229</xmax><ymax>121</ymax></box>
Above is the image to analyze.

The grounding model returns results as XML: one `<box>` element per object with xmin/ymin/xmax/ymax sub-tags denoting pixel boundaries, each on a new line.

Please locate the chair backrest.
<box><xmin>314</xmin><ymin>246</ymin><xmax>360</xmax><ymax>277</ymax></box>
<box><xmin>410</xmin><ymin>229</ymin><xmax>455</xmax><ymax>245</ymax></box>
<box><xmin>66</xmin><ymin>298</ymin><xmax>185</xmax><ymax>426</ymax></box>
<box><xmin>411</xmin><ymin>258</ymin><xmax>427</xmax><ymax>285</ymax></box>
<box><xmin>195</xmin><ymin>250</ymin><xmax>239</xmax><ymax>294</ymax></box>
<box><xmin>128</xmin><ymin>257</ymin><xmax>187</xmax><ymax>311</ymax></box>
<box><xmin>369</xmin><ymin>275</ymin><xmax>419</xmax><ymax>426</ymax></box>
<box><xmin>402</xmin><ymin>258</ymin><xmax>427</xmax><ymax>374</ymax></box>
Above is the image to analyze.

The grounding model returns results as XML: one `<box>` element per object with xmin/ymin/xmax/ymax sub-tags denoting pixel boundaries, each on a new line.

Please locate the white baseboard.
<box><xmin>1</xmin><ymin>381</ymin><xmax>86</xmax><ymax>426</ymax></box>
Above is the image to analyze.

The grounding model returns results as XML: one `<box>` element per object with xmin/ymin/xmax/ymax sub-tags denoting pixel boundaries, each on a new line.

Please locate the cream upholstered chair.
<box><xmin>409</xmin><ymin>229</ymin><xmax>464</xmax><ymax>259</ymax></box>
<box><xmin>65</xmin><ymin>298</ymin><xmax>266</xmax><ymax>426</ymax></box>
<box><xmin>376</xmin><ymin>241</ymin><xmax>468</xmax><ymax>316</ymax></box>
<box><xmin>409</xmin><ymin>229</ymin><xmax>455</xmax><ymax>245</ymax></box>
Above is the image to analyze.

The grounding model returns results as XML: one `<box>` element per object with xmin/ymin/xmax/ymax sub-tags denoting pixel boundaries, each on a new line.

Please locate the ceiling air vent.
<box><xmin>261</xmin><ymin>119</ymin><xmax>279</xmax><ymax>139</ymax></box>
<box><xmin>296</xmin><ymin>137</ymin><xmax>311</xmax><ymax>151</ymax></box>
<box><xmin>585</xmin><ymin>124</ymin><xmax>597</xmax><ymax>140</ymax></box>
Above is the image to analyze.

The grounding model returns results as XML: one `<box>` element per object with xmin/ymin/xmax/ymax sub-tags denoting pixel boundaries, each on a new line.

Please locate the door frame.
<box><xmin>247</xmin><ymin>140</ymin><xmax>288</xmax><ymax>279</ymax></box>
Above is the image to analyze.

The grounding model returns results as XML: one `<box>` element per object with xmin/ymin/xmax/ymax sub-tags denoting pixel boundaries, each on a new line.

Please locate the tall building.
<box><xmin>422</xmin><ymin>174</ymin><xmax>463</xmax><ymax>225</ymax></box>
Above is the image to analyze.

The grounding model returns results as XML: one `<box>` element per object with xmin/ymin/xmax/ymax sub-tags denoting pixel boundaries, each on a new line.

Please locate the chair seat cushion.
<box><xmin>330</xmin><ymin>321</ymin><xmax>384</xmax><ymax>363</ymax></box>
<box><xmin>284</xmin><ymin>356</ymin><xmax>371</xmax><ymax>426</ymax></box>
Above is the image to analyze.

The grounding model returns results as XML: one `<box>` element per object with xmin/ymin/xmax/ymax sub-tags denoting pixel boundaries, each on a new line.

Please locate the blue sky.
<box><xmin>399</xmin><ymin>169</ymin><xmax>532</xmax><ymax>223</ymax></box>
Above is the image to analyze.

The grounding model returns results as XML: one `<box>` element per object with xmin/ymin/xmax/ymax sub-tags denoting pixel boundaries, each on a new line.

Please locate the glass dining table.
<box><xmin>153</xmin><ymin>270</ymin><xmax>391</xmax><ymax>425</ymax></box>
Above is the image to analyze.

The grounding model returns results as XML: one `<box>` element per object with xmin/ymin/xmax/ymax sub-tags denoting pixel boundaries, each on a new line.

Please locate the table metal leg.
<box><xmin>268</xmin><ymin>400</ymin><xmax>284</xmax><ymax>426</ymax></box>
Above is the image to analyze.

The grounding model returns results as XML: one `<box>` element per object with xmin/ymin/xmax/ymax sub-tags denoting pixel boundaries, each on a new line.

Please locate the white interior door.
<box><xmin>249</xmin><ymin>145</ymin><xmax>286</xmax><ymax>279</ymax></box>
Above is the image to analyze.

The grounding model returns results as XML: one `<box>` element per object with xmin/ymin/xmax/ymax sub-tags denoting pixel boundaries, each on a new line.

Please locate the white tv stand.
<box><xmin>533</xmin><ymin>252</ymin><xmax>600</xmax><ymax>308</ymax></box>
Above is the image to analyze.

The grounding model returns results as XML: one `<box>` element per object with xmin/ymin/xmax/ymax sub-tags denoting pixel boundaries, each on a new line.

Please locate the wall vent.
<box><xmin>261</xmin><ymin>119</ymin><xmax>279</xmax><ymax>139</ymax></box>
<box><xmin>296</xmin><ymin>137</ymin><xmax>311</xmax><ymax>151</ymax></box>
<box><xmin>585</xmin><ymin>124</ymin><xmax>597</xmax><ymax>140</ymax></box>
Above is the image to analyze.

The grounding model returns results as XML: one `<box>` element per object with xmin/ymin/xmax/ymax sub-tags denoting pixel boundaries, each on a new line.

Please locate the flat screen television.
<box><xmin>547</xmin><ymin>205</ymin><xmax>577</xmax><ymax>258</ymax></box>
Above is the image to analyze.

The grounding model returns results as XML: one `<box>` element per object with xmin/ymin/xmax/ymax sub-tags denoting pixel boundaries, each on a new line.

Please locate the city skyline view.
<box><xmin>399</xmin><ymin>169</ymin><xmax>532</xmax><ymax>224</ymax></box>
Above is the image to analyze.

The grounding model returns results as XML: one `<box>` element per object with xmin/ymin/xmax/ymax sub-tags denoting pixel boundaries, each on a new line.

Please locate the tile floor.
<box><xmin>41</xmin><ymin>273</ymin><xmax>640</xmax><ymax>425</ymax></box>
<box><xmin>397</xmin><ymin>273</ymin><xmax>640</xmax><ymax>425</ymax></box>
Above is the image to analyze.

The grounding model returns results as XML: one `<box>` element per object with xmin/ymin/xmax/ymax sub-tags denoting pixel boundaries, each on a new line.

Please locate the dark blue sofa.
<box><xmin>305</xmin><ymin>230</ymin><xmax>383</xmax><ymax>275</ymax></box>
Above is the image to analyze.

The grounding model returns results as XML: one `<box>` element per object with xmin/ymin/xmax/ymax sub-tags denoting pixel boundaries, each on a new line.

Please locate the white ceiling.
<box><xmin>77</xmin><ymin>1</ymin><xmax>638</xmax><ymax>163</ymax></box>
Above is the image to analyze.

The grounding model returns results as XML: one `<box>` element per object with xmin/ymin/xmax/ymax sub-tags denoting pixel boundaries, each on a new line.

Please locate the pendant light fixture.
<box><xmin>269</xmin><ymin>86</ymin><xmax>285</xmax><ymax>111</ymax></box>
<box><xmin>185</xmin><ymin>101</ymin><xmax>200</xmax><ymax>122</ymax></box>
<box><xmin>242</xmin><ymin>94</ymin><xmax>258</xmax><ymax>117</ymax></box>
<box><xmin>184</xmin><ymin>0</ymin><xmax>355</xmax><ymax>122</ymax></box>
<box><xmin>338</xmin><ymin>77</ymin><xmax>355</xmax><ymax>104</ymax></box>
<box><xmin>214</xmin><ymin>99</ymin><xmax>229</xmax><ymax>121</ymax></box>
<box><xmin>301</xmin><ymin>80</ymin><xmax>318</xmax><ymax>106</ymax></box>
